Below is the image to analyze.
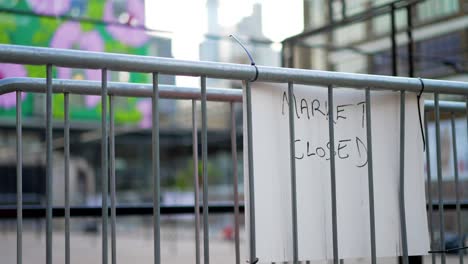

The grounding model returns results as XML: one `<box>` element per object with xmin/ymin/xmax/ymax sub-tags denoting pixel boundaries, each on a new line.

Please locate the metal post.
<box><xmin>109</xmin><ymin>95</ymin><xmax>117</xmax><ymax>264</ymax></box>
<box><xmin>340</xmin><ymin>0</ymin><xmax>346</xmax><ymax>19</ymax></box>
<box><xmin>281</xmin><ymin>43</ymin><xmax>286</xmax><ymax>68</ymax></box>
<box><xmin>101</xmin><ymin>68</ymin><xmax>108</xmax><ymax>264</ymax></box>
<box><xmin>391</xmin><ymin>4</ymin><xmax>398</xmax><ymax>76</ymax></box>
<box><xmin>288</xmin><ymin>42</ymin><xmax>295</xmax><ymax>68</ymax></box>
<box><xmin>424</xmin><ymin>113</ymin><xmax>436</xmax><ymax>264</ymax></box>
<box><xmin>16</xmin><ymin>90</ymin><xmax>22</xmax><ymax>264</ymax></box>
<box><xmin>328</xmin><ymin>85</ymin><xmax>339</xmax><ymax>264</ymax></box>
<box><xmin>230</xmin><ymin>102</ymin><xmax>240</xmax><ymax>264</ymax></box>
<box><xmin>365</xmin><ymin>88</ymin><xmax>377</xmax><ymax>264</ymax></box>
<box><xmin>152</xmin><ymin>72</ymin><xmax>161</xmax><ymax>264</ymax></box>
<box><xmin>450</xmin><ymin>113</ymin><xmax>463</xmax><ymax>264</ymax></box>
<box><xmin>406</xmin><ymin>5</ymin><xmax>414</xmax><ymax>77</ymax></box>
<box><xmin>201</xmin><ymin>75</ymin><xmax>210</xmax><ymax>264</ymax></box>
<box><xmin>399</xmin><ymin>90</ymin><xmax>409</xmax><ymax>264</ymax></box>
<box><xmin>434</xmin><ymin>93</ymin><xmax>446</xmax><ymax>264</ymax></box>
<box><xmin>246</xmin><ymin>81</ymin><xmax>257</xmax><ymax>264</ymax></box>
<box><xmin>192</xmin><ymin>100</ymin><xmax>201</xmax><ymax>264</ymax></box>
<box><xmin>327</xmin><ymin>0</ymin><xmax>334</xmax><ymax>23</ymax></box>
<box><xmin>46</xmin><ymin>64</ymin><xmax>53</xmax><ymax>264</ymax></box>
<box><xmin>64</xmin><ymin>92</ymin><xmax>70</xmax><ymax>264</ymax></box>
<box><xmin>287</xmin><ymin>82</ymin><xmax>299</xmax><ymax>264</ymax></box>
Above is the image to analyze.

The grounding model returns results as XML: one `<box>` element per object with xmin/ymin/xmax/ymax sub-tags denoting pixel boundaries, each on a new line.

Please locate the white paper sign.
<box><xmin>243</xmin><ymin>83</ymin><xmax>430</xmax><ymax>263</ymax></box>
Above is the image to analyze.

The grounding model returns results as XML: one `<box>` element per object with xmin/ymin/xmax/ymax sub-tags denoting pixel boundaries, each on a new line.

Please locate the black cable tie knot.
<box><xmin>230</xmin><ymin>34</ymin><xmax>258</xmax><ymax>82</ymax></box>
<box><xmin>417</xmin><ymin>77</ymin><xmax>426</xmax><ymax>152</ymax></box>
<box><xmin>246</xmin><ymin>257</ymin><xmax>259</xmax><ymax>264</ymax></box>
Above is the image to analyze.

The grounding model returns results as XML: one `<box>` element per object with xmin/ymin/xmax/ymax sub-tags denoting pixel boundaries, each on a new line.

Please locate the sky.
<box><xmin>145</xmin><ymin>0</ymin><xmax>303</xmax><ymax>85</ymax></box>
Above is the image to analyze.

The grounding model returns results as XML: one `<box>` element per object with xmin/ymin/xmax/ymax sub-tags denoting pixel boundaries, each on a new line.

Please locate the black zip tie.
<box><xmin>246</xmin><ymin>257</ymin><xmax>259</xmax><ymax>264</ymax></box>
<box><xmin>417</xmin><ymin>77</ymin><xmax>426</xmax><ymax>152</ymax></box>
<box><xmin>230</xmin><ymin>34</ymin><xmax>259</xmax><ymax>82</ymax></box>
<box><xmin>428</xmin><ymin>246</ymin><xmax>468</xmax><ymax>254</ymax></box>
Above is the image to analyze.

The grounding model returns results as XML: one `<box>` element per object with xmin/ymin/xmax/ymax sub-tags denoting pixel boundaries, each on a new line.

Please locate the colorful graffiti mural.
<box><xmin>0</xmin><ymin>0</ymin><xmax>174</xmax><ymax>126</ymax></box>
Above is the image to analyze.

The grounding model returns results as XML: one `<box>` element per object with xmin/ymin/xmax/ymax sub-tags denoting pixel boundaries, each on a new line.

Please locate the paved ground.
<box><xmin>0</xmin><ymin>225</ymin><xmax>466</xmax><ymax>264</ymax></box>
<box><xmin>1</xmin><ymin>226</ymin><xmax>245</xmax><ymax>263</ymax></box>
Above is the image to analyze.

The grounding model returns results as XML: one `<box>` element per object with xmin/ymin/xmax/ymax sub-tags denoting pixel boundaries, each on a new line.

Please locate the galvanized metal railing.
<box><xmin>424</xmin><ymin>100</ymin><xmax>467</xmax><ymax>264</ymax></box>
<box><xmin>0</xmin><ymin>44</ymin><xmax>467</xmax><ymax>264</ymax></box>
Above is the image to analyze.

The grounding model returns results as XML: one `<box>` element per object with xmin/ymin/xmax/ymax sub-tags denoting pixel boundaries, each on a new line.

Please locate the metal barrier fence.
<box><xmin>0</xmin><ymin>44</ymin><xmax>467</xmax><ymax>264</ymax></box>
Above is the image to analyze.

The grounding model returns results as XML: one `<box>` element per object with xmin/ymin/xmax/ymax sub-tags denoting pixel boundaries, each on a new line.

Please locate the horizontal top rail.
<box><xmin>0</xmin><ymin>78</ymin><xmax>465</xmax><ymax>112</ymax></box>
<box><xmin>0</xmin><ymin>77</ymin><xmax>242</xmax><ymax>102</ymax></box>
<box><xmin>1</xmin><ymin>44</ymin><xmax>468</xmax><ymax>95</ymax></box>
<box><xmin>424</xmin><ymin>101</ymin><xmax>466</xmax><ymax>113</ymax></box>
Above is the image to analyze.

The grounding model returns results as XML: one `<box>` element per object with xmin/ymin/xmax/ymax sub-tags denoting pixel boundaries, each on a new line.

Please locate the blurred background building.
<box><xmin>0</xmin><ymin>0</ymin><xmax>466</xmax><ymax>263</ymax></box>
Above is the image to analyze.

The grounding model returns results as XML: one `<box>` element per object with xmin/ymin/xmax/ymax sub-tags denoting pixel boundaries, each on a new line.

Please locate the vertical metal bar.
<box><xmin>64</xmin><ymin>92</ymin><xmax>70</xmax><ymax>264</ymax></box>
<box><xmin>152</xmin><ymin>72</ymin><xmax>161</xmax><ymax>264</ymax></box>
<box><xmin>192</xmin><ymin>99</ymin><xmax>201</xmax><ymax>264</ymax></box>
<box><xmin>328</xmin><ymin>85</ymin><xmax>339</xmax><ymax>264</ymax></box>
<box><xmin>16</xmin><ymin>90</ymin><xmax>22</xmax><ymax>264</ymax></box>
<box><xmin>399</xmin><ymin>90</ymin><xmax>409</xmax><ymax>264</ymax></box>
<box><xmin>450</xmin><ymin>113</ymin><xmax>463</xmax><ymax>264</ymax></box>
<box><xmin>109</xmin><ymin>95</ymin><xmax>117</xmax><ymax>264</ymax></box>
<box><xmin>391</xmin><ymin>4</ymin><xmax>398</xmax><ymax>76</ymax></box>
<box><xmin>290</xmin><ymin>42</ymin><xmax>296</xmax><ymax>69</ymax></box>
<box><xmin>281</xmin><ymin>43</ymin><xmax>286</xmax><ymax>68</ymax></box>
<box><xmin>230</xmin><ymin>102</ymin><xmax>240</xmax><ymax>264</ymax></box>
<box><xmin>434</xmin><ymin>93</ymin><xmax>446</xmax><ymax>264</ymax></box>
<box><xmin>327</xmin><ymin>0</ymin><xmax>334</xmax><ymax>23</ymax></box>
<box><xmin>201</xmin><ymin>75</ymin><xmax>210</xmax><ymax>264</ymax></box>
<box><xmin>406</xmin><ymin>5</ymin><xmax>414</xmax><ymax>78</ymax></box>
<box><xmin>424</xmin><ymin>114</ymin><xmax>436</xmax><ymax>264</ymax></box>
<box><xmin>287</xmin><ymin>82</ymin><xmax>299</xmax><ymax>264</ymax></box>
<box><xmin>245</xmin><ymin>81</ymin><xmax>257</xmax><ymax>263</ymax></box>
<box><xmin>46</xmin><ymin>64</ymin><xmax>53</xmax><ymax>264</ymax></box>
<box><xmin>340</xmin><ymin>0</ymin><xmax>346</xmax><ymax>19</ymax></box>
<box><xmin>365</xmin><ymin>88</ymin><xmax>377</xmax><ymax>264</ymax></box>
<box><xmin>101</xmin><ymin>68</ymin><xmax>108</xmax><ymax>264</ymax></box>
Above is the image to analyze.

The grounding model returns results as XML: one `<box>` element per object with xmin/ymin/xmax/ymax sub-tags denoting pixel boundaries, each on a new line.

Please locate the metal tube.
<box><xmin>425</xmin><ymin>101</ymin><xmax>466</xmax><ymax>113</ymax></box>
<box><xmin>16</xmin><ymin>90</ymin><xmax>22</xmax><ymax>264</ymax></box>
<box><xmin>64</xmin><ymin>92</ymin><xmax>70</xmax><ymax>264</ymax></box>
<box><xmin>0</xmin><ymin>78</ymin><xmax>243</xmax><ymax>102</ymax></box>
<box><xmin>1</xmin><ymin>45</ymin><xmax>468</xmax><ymax>94</ymax></box>
<box><xmin>2</xmin><ymin>78</ymin><xmax>468</xmax><ymax>107</ymax></box>
<box><xmin>340</xmin><ymin>0</ymin><xmax>347</xmax><ymax>19</ymax></box>
<box><xmin>201</xmin><ymin>76</ymin><xmax>210</xmax><ymax>264</ymax></box>
<box><xmin>101</xmin><ymin>68</ymin><xmax>108</xmax><ymax>264</ymax></box>
<box><xmin>434</xmin><ymin>93</ymin><xmax>446</xmax><ymax>264</ymax></box>
<box><xmin>287</xmin><ymin>82</ymin><xmax>299</xmax><ymax>263</ymax></box>
<box><xmin>230</xmin><ymin>102</ymin><xmax>240</xmax><ymax>264</ymax></box>
<box><xmin>399</xmin><ymin>90</ymin><xmax>409</xmax><ymax>264</ymax></box>
<box><xmin>424</xmin><ymin>113</ymin><xmax>435</xmax><ymax>264</ymax></box>
<box><xmin>152</xmin><ymin>73</ymin><xmax>161</xmax><ymax>264</ymax></box>
<box><xmin>246</xmin><ymin>81</ymin><xmax>257</xmax><ymax>263</ymax></box>
<box><xmin>391</xmin><ymin>4</ymin><xmax>398</xmax><ymax>76</ymax></box>
<box><xmin>109</xmin><ymin>95</ymin><xmax>117</xmax><ymax>264</ymax></box>
<box><xmin>288</xmin><ymin>42</ymin><xmax>295</xmax><ymax>69</ymax></box>
<box><xmin>406</xmin><ymin>5</ymin><xmax>414</xmax><ymax>77</ymax></box>
<box><xmin>281</xmin><ymin>44</ymin><xmax>286</xmax><ymax>68</ymax></box>
<box><xmin>45</xmin><ymin>64</ymin><xmax>53</xmax><ymax>264</ymax></box>
<box><xmin>328</xmin><ymin>85</ymin><xmax>339</xmax><ymax>264</ymax></box>
<box><xmin>450</xmin><ymin>113</ymin><xmax>463</xmax><ymax>264</ymax></box>
<box><xmin>327</xmin><ymin>0</ymin><xmax>334</xmax><ymax>23</ymax></box>
<box><xmin>365</xmin><ymin>88</ymin><xmax>377</xmax><ymax>264</ymax></box>
<box><xmin>192</xmin><ymin>99</ymin><xmax>201</xmax><ymax>264</ymax></box>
